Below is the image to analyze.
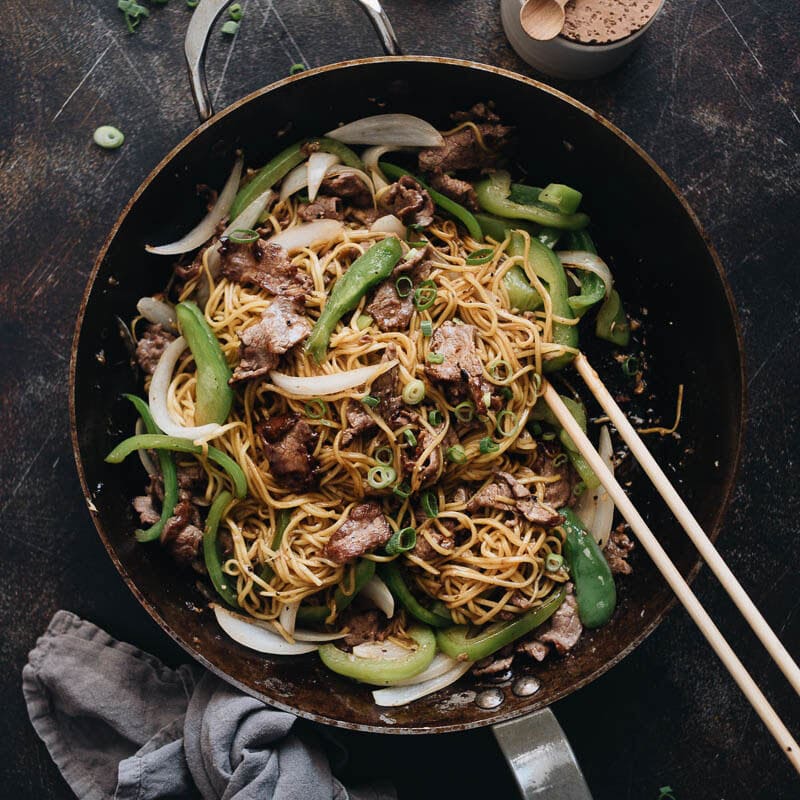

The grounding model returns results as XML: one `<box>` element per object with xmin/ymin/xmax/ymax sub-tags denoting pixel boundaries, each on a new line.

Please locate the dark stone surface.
<box><xmin>1</xmin><ymin>1</ymin><xmax>797</xmax><ymax>798</ymax></box>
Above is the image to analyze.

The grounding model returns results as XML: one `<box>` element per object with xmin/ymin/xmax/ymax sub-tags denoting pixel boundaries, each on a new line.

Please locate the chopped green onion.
<box><xmin>572</xmin><ymin>481</ymin><xmax>586</xmax><ymax>497</ymax></box>
<box><xmin>545</xmin><ymin>552</ymin><xmax>564</xmax><ymax>572</ymax></box>
<box><xmin>496</xmin><ymin>410</ymin><xmax>518</xmax><ymax>437</ymax></box>
<box><xmin>228</xmin><ymin>2</ymin><xmax>243</xmax><ymax>20</ymax></box>
<box><xmin>402</xmin><ymin>379</ymin><xmax>426</xmax><ymax>406</ymax></box>
<box><xmin>465</xmin><ymin>247</ymin><xmax>495</xmax><ymax>266</ymax></box>
<box><xmin>622</xmin><ymin>356</ymin><xmax>640</xmax><ymax>377</ymax></box>
<box><xmin>414</xmin><ymin>280</ymin><xmax>437</xmax><ymax>311</ymax></box>
<box><xmin>227</xmin><ymin>228</ymin><xmax>259</xmax><ymax>244</ymax></box>
<box><xmin>541</xmin><ymin>431</ymin><xmax>556</xmax><ymax>442</ymax></box>
<box><xmin>490</xmin><ymin>360</ymin><xmax>511</xmax><ymax>381</ymax></box>
<box><xmin>356</xmin><ymin>314</ymin><xmax>373</xmax><ymax>331</ymax></box>
<box><xmin>367</xmin><ymin>465</ymin><xmax>396</xmax><ymax>489</ymax></box>
<box><xmin>118</xmin><ymin>0</ymin><xmax>149</xmax><ymax>33</ymax></box>
<box><xmin>395</xmin><ymin>275</ymin><xmax>413</xmax><ymax>298</ymax></box>
<box><xmin>393</xmin><ymin>480</ymin><xmax>412</xmax><ymax>499</ymax></box>
<box><xmin>446</xmin><ymin>445</ymin><xmax>467</xmax><ymax>464</ymax></box>
<box><xmin>426</xmin><ymin>352</ymin><xmax>444</xmax><ymax>364</ymax></box>
<box><xmin>362</xmin><ymin>395</ymin><xmax>380</xmax><ymax>408</ymax></box>
<box><xmin>290</xmin><ymin>63</ymin><xmax>306</xmax><ymax>75</ymax></box>
<box><xmin>303</xmin><ymin>398</ymin><xmax>327</xmax><ymax>419</ymax></box>
<box><xmin>428</xmin><ymin>409</ymin><xmax>443</xmax><ymax>426</ymax></box>
<box><xmin>421</xmin><ymin>491</ymin><xmax>439</xmax><ymax>518</ymax></box>
<box><xmin>500</xmin><ymin>386</ymin><xmax>513</xmax><ymax>400</ymax></box>
<box><xmin>221</xmin><ymin>19</ymin><xmax>239</xmax><ymax>34</ymax></box>
<box><xmin>93</xmin><ymin>126</ymin><xmax>125</xmax><ymax>149</ymax></box>
<box><xmin>408</xmin><ymin>240</ymin><xmax>429</xmax><ymax>249</ymax></box>
<box><xmin>385</xmin><ymin>526</ymin><xmax>417</xmax><ymax>555</ymax></box>
<box><xmin>420</xmin><ymin>320</ymin><xmax>433</xmax><ymax>337</ymax></box>
<box><xmin>453</xmin><ymin>402</ymin><xmax>474</xmax><ymax>423</ymax></box>
<box><xmin>375</xmin><ymin>446</ymin><xmax>394</xmax><ymax>466</ymax></box>
<box><xmin>553</xmin><ymin>452</ymin><xmax>569</xmax><ymax>467</ymax></box>
<box><xmin>404</xmin><ymin>429</ymin><xmax>417</xmax><ymax>447</ymax></box>
<box><xmin>479</xmin><ymin>437</ymin><xmax>499</xmax><ymax>454</ymax></box>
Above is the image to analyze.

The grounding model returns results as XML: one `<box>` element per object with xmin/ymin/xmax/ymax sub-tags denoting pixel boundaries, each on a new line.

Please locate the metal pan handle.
<box><xmin>185</xmin><ymin>0</ymin><xmax>402</xmax><ymax>121</ymax></box>
<box><xmin>493</xmin><ymin>708</ymin><xmax>594</xmax><ymax>799</ymax></box>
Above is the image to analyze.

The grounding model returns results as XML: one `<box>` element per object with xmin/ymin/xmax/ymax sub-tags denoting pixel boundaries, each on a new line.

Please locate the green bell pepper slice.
<box><xmin>319</xmin><ymin>623</ymin><xmax>437</xmax><ymax>684</ymax></box>
<box><xmin>436</xmin><ymin>587</ymin><xmax>565</xmax><ymax>662</ymax></box>
<box><xmin>538</xmin><ymin>183</ymin><xmax>583</xmax><ymax>215</ymax></box>
<box><xmin>595</xmin><ymin>289</ymin><xmax>631</xmax><ymax>346</ymax></box>
<box><xmin>380</xmin><ymin>561</ymin><xmax>452</xmax><ymax>628</ymax></box>
<box><xmin>475</xmin><ymin>171</ymin><xmax>589</xmax><ymax>231</ymax></box>
<box><xmin>296</xmin><ymin>559</ymin><xmax>376</xmax><ymax>625</ymax></box>
<box><xmin>203</xmin><ymin>490</ymin><xmax>238</xmax><ymax>607</ymax></box>
<box><xmin>560</xmin><ymin>508</ymin><xmax>616</xmax><ymax>628</ymax></box>
<box><xmin>505</xmin><ymin>232</ymin><xmax>543</xmax><ymax>312</ymax></box>
<box><xmin>562</xmin><ymin>230</ymin><xmax>606</xmax><ymax>318</ymax></box>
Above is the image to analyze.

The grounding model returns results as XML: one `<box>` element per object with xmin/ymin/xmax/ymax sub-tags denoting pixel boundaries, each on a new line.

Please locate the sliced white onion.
<box><xmin>146</xmin><ymin>155</ymin><xmax>243</xmax><ymax>255</ymax></box>
<box><xmin>307</xmin><ymin>152</ymin><xmax>340</xmax><ymax>201</ymax></box>
<box><xmin>135</xmin><ymin>418</ymin><xmax>158</xmax><ymax>476</ymax></box>
<box><xmin>351</xmin><ymin>640</ymin><xmax>410</xmax><ymax>660</ymax></box>
<box><xmin>360</xmin><ymin>575</ymin><xmax>395</xmax><ymax>618</ymax></box>
<box><xmin>362</xmin><ymin>145</ymin><xmax>413</xmax><ymax>191</ymax></box>
<box><xmin>148</xmin><ymin>336</ymin><xmax>224</xmax><ymax>440</ymax></box>
<box><xmin>326</xmin><ymin>114</ymin><xmax>445</xmax><ymax>147</ymax></box>
<box><xmin>372</xmin><ymin>660</ymin><xmax>473</xmax><ymax>707</ymax></box>
<box><xmin>269</xmin><ymin>219</ymin><xmax>344</xmax><ymax>252</ymax></box>
<box><xmin>556</xmin><ymin>251</ymin><xmax>614</xmax><ymax>298</ymax></box>
<box><xmin>370</xmin><ymin>214</ymin><xmax>406</xmax><ymax>238</ymax></box>
<box><xmin>212</xmin><ymin>605</ymin><xmax>318</xmax><ymax>655</ymax></box>
<box><xmin>136</xmin><ymin>297</ymin><xmax>178</xmax><ymax>332</ymax></box>
<box><xmin>387</xmin><ymin>653</ymin><xmax>463</xmax><ymax>687</ymax></box>
<box><xmin>279</xmin><ymin>162</ymin><xmax>309</xmax><ymax>202</ymax></box>
<box><xmin>279</xmin><ymin>600</ymin><xmax>300</xmax><ymax>638</ymax></box>
<box><xmin>269</xmin><ymin>360</ymin><xmax>398</xmax><ymax>398</ymax></box>
<box><xmin>591</xmin><ymin>425</ymin><xmax>616</xmax><ymax>548</ymax></box>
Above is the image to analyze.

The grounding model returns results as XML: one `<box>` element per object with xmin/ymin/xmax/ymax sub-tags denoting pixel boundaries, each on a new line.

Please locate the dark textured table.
<box><xmin>2</xmin><ymin>1</ymin><xmax>798</xmax><ymax>798</ymax></box>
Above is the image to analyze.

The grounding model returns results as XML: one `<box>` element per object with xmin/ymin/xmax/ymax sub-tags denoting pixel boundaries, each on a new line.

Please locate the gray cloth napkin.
<box><xmin>22</xmin><ymin>610</ymin><xmax>395</xmax><ymax>800</ymax></box>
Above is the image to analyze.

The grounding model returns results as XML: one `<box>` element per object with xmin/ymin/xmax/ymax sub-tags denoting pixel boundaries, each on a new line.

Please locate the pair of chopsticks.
<box><xmin>542</xmin><ymin>352</ymin><xmax>800</xmax><ymax>772</ymax></box>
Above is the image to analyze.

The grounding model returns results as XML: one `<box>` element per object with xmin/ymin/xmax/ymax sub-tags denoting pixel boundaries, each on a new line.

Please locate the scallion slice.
<box><xmin>385</xmin><ymin>526</ymin><xmax>417</xmax><ymax>555</ymax></box>
<box><xmin>228</xmin><ymin>2</ymin><xmax>243</xmax><ymax>20</ymax></box>
<box><xmin>290</xmin><ymin>63</ymin><xmax>306</xmax><ymax>75</ymax></box>
<box><xmin>93</xmin><ymin>125</ymin><xmax>125</xmax><ymax>149</ymax></box>
<box><xmin>402</xmin><ymin>379</ymin><xmax>426</xmax><ymax>405</ymax></box>
<box><xmin>421</xmin><ymin>491</ymin><xmax>439</xmax><ymax>518</ymax></box>
<box><xmin>367</xmin><ymin>465</ymin><xmax>397</xmax><ymax>489</ymax></box>
<box><xmin>395</xmin><ymin>275</ymin><xmax>413</xmax><ymax>298</ymax></box>
<box><xmin>426</xmin><ymin>352</ymin><xmax>444</xmax><ymax>364</ymax></box>
<box><xmin>490</xmin><ymin>359</ymin><xmax>511</xmax><ymax>381</ymax></box>
<box><xmin>221</xmin><ymin>19</ymin><xmax>239</xmax><ymax>34</ymax></box>
<box><xmin>453</xmin><ymin>402</ymin><xmax>474</xmax><ymax>423</ymax></box>
<box><xmin>622</xmin><ymin>356</ymin><xmax>640</xmax><ymax>377</ymax></box>
<box><xmin>304</xmin><ymin>398</ymin><xmax>327</xmax><ymax>419</ymax></box>
<box><xmin>465</xmin><ymin>247</ymin><xmax>495</xmax><ymax>266</ymax></box>
<box><xmin>495</xmin><ymin>410</ymin><xmax>518</xmax><ymax>438</ymax></box>
<box><xmin>356</xmin><ymin>314</ymin><xmax>373</xmax><ymax>331</ymax></box>
<box><xmin>228</xmin><ymin>228</ymin><xmax>259</xmax><ymax>243</ymax></box>
<box><xmin>446</xmin><ymin>444</ymin><xmax>467</xmax><ymax>464</ymax></box>
<box><xmin>414</xmin><ymin>280</ymin><xmax>437</xmax><ymax>311</ymax></box>
<box><xmin>553</xmin><ymin>452</ymin><xmax>569</xmax><ymax>467</ymax></box>
<box><xmin>375</xmin><ymin>446</ymin><xmax>394</xmax><ymax>466</ymax></box>
<box><xmin>393</xmin><ymin>480</ymin><xmax>412</xmax><ymax>499</ymax></box>
<box><xmin>479</xmin><ymin>437</ymin><xmax>499</xmax><ymax>454</ymax></box>
<box><xmin>420</xmin><ymin>320</ymin><xmax>433</xmax><ymax>337</ymax></box>
<box><xmin>545</xmin><ymin>552</ymin><xmax>564</xmax><ymax>572</ymax></box>
<box><xmin>428</xmin><ymin>409</ymin><xmax>443</xmax><ymax>427</ymax></box>
<box><xmin>362</xmin><ymin>395</ymin><xmax>380</xmax><ymax>408</ymax></box>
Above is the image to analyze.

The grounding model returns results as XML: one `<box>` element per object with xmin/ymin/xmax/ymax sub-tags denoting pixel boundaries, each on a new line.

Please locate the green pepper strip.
<box><xmin>563</xmin><ymin>229</ymin><xmax>605</xmax><ymax>318</ymax></box>
<box><xmin>256</xmin><ymin>509</ymin><xmax>292</xmax><ymax>583</ymax></box>
<box><xmin>475</xmin><ymin>171</ymin><xmax>589</xmax><ymax>231</ymax></box>
<box><xmin>105</xmin><ymin>433</ymin><xmax>248</xmax><ymax>498</ymax></box>
<box><xmin>531</xmin><ymin>395</ymin><xmax>599</xmax><ymax>490</ymax></box>
<box><xmin>305</xmin><ymin>237</ymin><xmax>402</xmax><ymax>362</ymax></box>
<box><xmin>538</xmin><ymin>183</ymin><xmax>583</xmax><ymax>215</ymax></box>
<box><xmin>559</xmin><ymin>508</ymin><xmax>616</xmax><ymax>628</ymax></box>
<box><xmin>318</xmin><ymin>624</ymin><xmax>437</xmax><ymax>684</ymax></box>
<box><xmin>296</xmin><ymin>558</ymin><xmax>376</xmax><ymax>625</ymax></box>
<box><xmin>379</xmin><ymin>162</ymin><xmax>484</xmax><ymax>242</ymax></box>
<box><xmin>595</xmin><ymin>289</ymin><xmax>631</xmax><ymax>346</ymax></box>
<box><xmin>229</xmin><ymin>137</ymin><xmax>364</xmax><ymax>219</ymax></box>
<box><xmin>505</xmin><ymin>231</ymin><xmax>544</xmax><ymax>312</ymax></box>
<box><xmin>124</xmin><ymin>394</ymin><xmax>179</xmax><ymax>543</ymax></box>
<box><xmin>176</xmin><ymin>301</ymin><xmax>233</xmax><ymax>426</ymax></box>
<box><xmin>508</xmin><ymin>182</ymin><xmax>544</xmax><ymax>205</ymax></box>
<box><xmin>204</xmin><ymin>490</ymin><xmax>239</xmax><ymax>607</ymax></box>
<box><xmin>436</xmin><ymin>587</ymin><xmax>565</xmax><ymax>661</ymax></box>
<box><xmin>380</xmin><ymin>561</ymin><xmax>452</xmax><ymax>628</ymax></box>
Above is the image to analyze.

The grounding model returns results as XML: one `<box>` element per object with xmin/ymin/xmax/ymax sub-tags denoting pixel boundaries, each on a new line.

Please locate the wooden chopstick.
<box><xmin>542</xmin><ymin>382</ymin><xmax>800</xmax><ymax>773</ymax></box>
<box><xmin>574</xmin><ymin>352</ymin><xmax>800</xmax><ymax>696</ymax></box>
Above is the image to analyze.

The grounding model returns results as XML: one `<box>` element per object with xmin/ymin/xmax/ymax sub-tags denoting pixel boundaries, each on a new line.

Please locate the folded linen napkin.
<box><xmin>22</xmin><ymin>610</ymin><xmax>394</xmax><ymax>800</ymax></box>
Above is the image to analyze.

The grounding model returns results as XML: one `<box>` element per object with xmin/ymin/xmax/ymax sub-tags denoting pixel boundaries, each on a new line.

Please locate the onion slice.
<box><xmin>269</xmin><ymin>219</ymin><xmax>344</xmax><ymax>252</ymax></box>
<box><xmin>146</xmin><ymin>155</ymin><xmax>243</xmax><ymax>255</ymax></box>
<box><xmin>148</xmin><ymin>336</ymin><xmax>224</xmax><ymax>440</ymax></box>
<box><xmin>212</xmin><ymin>605</ymin><xmax>318</xmax><ymax>655</ymax></box>
<box><xmin>361</xmin><ymin>575</ymin><xmax>395</xmax><ymax>618</ymax></box>
<box><xmin>279</xmin><ymin>600</ymin><xmax>300</xmax><ymax>638</ymax></box>
<box><xmin>352</xmin><ymin>640</ymin><xmax>410</xmax><ymax>660</ymax></box>
<box><xmin>557</xmin><ymin>251</ymin><xmax>614</xmax><ymax>298</ymax></box>
<box><xmin>269</xmin><ymin>360</ymin><xmax>398</xmax><ymax>398</ymax></box>
<box><xmin>370</xmin><ymin>214</ymin><xmax>406</xmax><ymax>238</ymax></box>
<box><xmin>136</xmin><ymin>297</ymin><xmax>177</xmax><ymax>332</ymax></box>
<box><xmin>326</xmin><ymin>114</ymin><xmax>445</xmax><ymax>147</ymax></box>
<box><xmin>577</xmin><ymin>425</ymin><xmax>615</xmax><ymax>546</ymax></box>
<box><xmin>279</xmin><ymin>162</ymin><xmax>309</xmax><ymax>202</ymax></box>
<box><xmin>307</xmin><ymin>152</ymin><xmax>340</xmax><ymax>201</ymax></box>
<box><xmin>386</xmin><ymin>653</ymin><xmax>463</xmax><ymax>687</ymax></box>
<box><xmin>372</xmin><ymin>660</ymin><xmax>473</xmax><ymax>707</ymax></box>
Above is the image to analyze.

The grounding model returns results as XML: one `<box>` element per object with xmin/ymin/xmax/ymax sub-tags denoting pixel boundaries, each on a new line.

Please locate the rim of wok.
<box><xmin>69</xmin><ymin>56</ymin><xmax>747</xmax><ymax>734</ymax></box>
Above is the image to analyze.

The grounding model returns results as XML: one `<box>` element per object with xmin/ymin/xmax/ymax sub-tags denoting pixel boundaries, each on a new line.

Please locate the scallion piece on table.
<box><xmin>228</xmin><ymin>2</ymin><xmax>243</xmax><ymax>20</ymax></box>
<box><xmin>221</xmin><ymin>20</ymin><xmax>239</xmax><ymax>35</ymax></box>
<box><xmin>93</xmin><ymin>125</ymin><xmax>125</xmax><ymax>149</ymax></box>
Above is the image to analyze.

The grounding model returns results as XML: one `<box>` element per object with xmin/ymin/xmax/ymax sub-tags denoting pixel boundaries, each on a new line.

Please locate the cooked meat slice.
<box><xmin>161</xmin><ymin>498</ymin><xmax>204</xmax><ymax>566</ymax></box>
<box><xmin>231</xmin><ymin>296</ymin><xmax>311</xmax><ymax>382</ymax></box>
<box><xmin>516</xmin><ymin>638</ymin><xmax>549</xmax><ymax>662</ymax></box>
<box><xmin>537</xmin><ymin>590</ymin><xmax>582</xmax><ymax>655</ymax></box>
<box><xmin>133</xmin><ymin>495</ymin><xmax>160</xmax><ymax>526</ymax></box>
<box><xmin>472</xmin><ymin>646</ymin><xmax>514</xmax><ymax>677</ymax></box>
<box><xmin>175</xmin><ymin>246</ymin><xmax>207</xmax><ymax>281</ymax></box>
<box><xmin>402</xmin><ymin>426</ymin><xmax>443</xmax><ymax>488</ymax></box>
<box><xmin>298</xmin><ymin>196</ymin><xmax>344</xmax><ymax>222</ymax></box>
<box><xmin>320</xmin><ymin>171</ymin><xmax>372</xmax><ymax>208</ymax></box>
<box><xmin>516</xmin><ymin>499</ymin><xmax>563</xmax><ymax>526</ymax></box>
<box><xmin>323</xmin><ymin>502</ymin><xmax>393</xmax><ymax>564</ymax></box>
<box><xmin>604</xmin><ymin>525</ymin><xmax>634</xmax><ymax>575</ymax></box>
<box><xmin>412</xmin><ymin>526</ymin><xmax>454</xmax><ymax>561</ymax></box>
<box><xmin>466</xmin><ymin>479</ymin><xmax>516</xmax><ymax>514</ymax></box>
<box><xmin>257</xmin><ymin>414</ymin><xmax>318</xmax><ymax>490</ymax></box>
<box><xmin>428</xmin><ymin>170</ymin><xmax>479</xmax><ymax>210</ymax></box>
<box><xmin>366</xmin><ymin>247</ymin><xmax>432</xmax><ymax>332</ymax></box>
<box><xmin>135</xmin><ymin>324</ymin><xmax>176</xmax><ymax>375</ymax></box>
<box><xmin>532</xmin><ymin>447</ymin><xmax>575</xmax><ymax>508</ymax></box>
<box><xmin>176</xmin><ymin>463</ymin><xmax>206</xmax><ymax>495</ymax></box>
<box><xmin>220</xmin><ymin>239</ymin><xmax>312</xmax><ymax>300</ymax></box>
<box><xmin>379</xmin><ymin>176</ymin><xmax>434</xmax><ymax>227</ymax></box>
<box><xmin>347</xmin><ymin>207</ymin><xmax>381</xmax><ymax>227</ymax></box>
<box><xmin>342</xmin><ymin>402</ymin><xmax>377</xmax><ymax>446</ymax></box>
<box><xmin>467</xmin><ymin>471</ymin><xmax>562</xmax><ymax>527</ymax></box>
<box><xmin>424</xmin><ymin>321</ymin><xmax>492</xmax><ymax>413</ymax></box>
<box><xmin>341</xmin><ymin>609</ymin><xmax>390</xmax><ymax>648</ymax></box>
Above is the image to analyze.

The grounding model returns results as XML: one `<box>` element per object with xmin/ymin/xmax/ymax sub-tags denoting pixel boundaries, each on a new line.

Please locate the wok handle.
<box><xmin>493</xmin><ymin>708</ymin><xmax>594</xmax><ymax>799</ymax></box>
<box><xmin>185</xmin><ymin>0</ymin><xmax>402</xmax><ymax>122</ymax></box>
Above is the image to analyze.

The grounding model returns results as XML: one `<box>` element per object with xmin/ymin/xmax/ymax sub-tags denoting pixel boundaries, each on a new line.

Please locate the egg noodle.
<box><xmin>156</xmin><ymin>197</ymin><xmax>573</xmax><ymax>639</ymax></box>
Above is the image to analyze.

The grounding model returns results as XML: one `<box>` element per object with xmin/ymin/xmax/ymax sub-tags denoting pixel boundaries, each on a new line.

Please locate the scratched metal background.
<box><xmin>1</xmin><ymin>0</ymin><xmax>798</xmax><ymax>798</ymax></box>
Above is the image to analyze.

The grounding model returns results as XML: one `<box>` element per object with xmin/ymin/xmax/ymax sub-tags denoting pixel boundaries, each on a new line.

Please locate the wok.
<box><xmin>69</xmin><ymin>2</ymin><xmax>744</xmax><ymax>796</ymax></box>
